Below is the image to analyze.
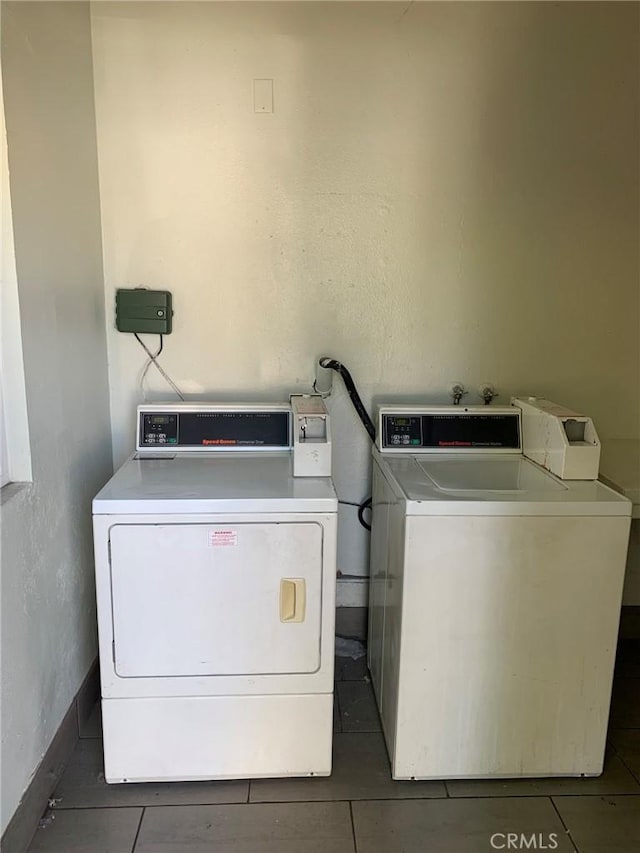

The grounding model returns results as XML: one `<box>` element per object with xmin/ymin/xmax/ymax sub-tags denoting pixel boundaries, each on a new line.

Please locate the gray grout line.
<box><xmin>315</xmin><ymin>795</ymin><xmax>564</xmax><ymax>805</ymax></box>
<box><xmin>232</xmin><ymin>795</ymin><xmax>450</xmax><ymax>805</ymax></box>
<box><xmin>442</xmin><ymin>790</ymin><xmax>640</xmax><ymax>800</ymax></box>
<box><xmin>52</xmin><ymin>801</ymin><xmax>252</xmax><ymax>810</ymax></box>
<box><xmin>611</xmin><ymin>750</ymin><xmax>640</xmax><ymax>790</ymax></box>
<box><xmin>63</xmin><ymin>787</ymin><xmax>634</xmax><ymax>808</ymax></box>
<box><xmin>74</xmin><ymin>696</ymin><xmax>81</xmax><ymax>741</ymax></box>
<box><xmin>138</xmin><ymin>795</ymin><xmax>449</xmax><ymax>807</ymax></box>
<box><xmin>609</xmin><ymin>719</ymin><xmax>640</xmax><ymax>786</ymax></box>
<box><xmin>607</xmin><ymin>737</ymin><xmax>621</xmax><ymax>756</ymax></box>
<box><xmin>549</xmin><ymin>796</ymin><xmax>580</xmax><ymax>853</ymax></box>
<box><xmin>130</xmin><ymin>807</ymin><xmax>145</xmax><ymax>853</ymax></box>
<box><xmin>551</xmin><ymin>791</ymin><xmax>640</xmax><ymax>798</ymax></box>
<box><xmin>51</xmin><ymin>804</ymin><xmax>147</xmax><ymax>811</ymax></box>
<box><xmin>348</xmin><ymin>801</ymin><xmax>358</xmax><ymax>853</ymax></box>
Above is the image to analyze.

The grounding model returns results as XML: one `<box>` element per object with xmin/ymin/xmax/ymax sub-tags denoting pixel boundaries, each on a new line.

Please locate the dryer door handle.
<box><xmin>279</xmin><ymin>579</ymin><xmax>306</xmax><ymax>623</ymax></box>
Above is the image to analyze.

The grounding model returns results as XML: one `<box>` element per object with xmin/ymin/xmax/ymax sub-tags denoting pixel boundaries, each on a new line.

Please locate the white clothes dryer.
<box><xmin>93</xmin><ymin>398</ymin><xmax>337</xmax><ymax>783</ymax></box>
<box><xmin>368</xmin><ymin>404</ymin><xmax>631</xmax><ymax>780</ymax></box>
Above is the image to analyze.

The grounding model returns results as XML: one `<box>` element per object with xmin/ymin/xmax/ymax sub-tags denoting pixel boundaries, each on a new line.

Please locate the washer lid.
<box><xmin>417</xmin><ymin>456</ymin><xmax>566</xmax><ymax>493</ymax></box>
<box><xmin>376</xmin><ymin>451</ymin><xmax>632</xmax><ymax>517</ymax></box>
<box><xmin>93</xmin><ymin>453</ymin><xmax>337</xmax><ymax>515</ymax></box>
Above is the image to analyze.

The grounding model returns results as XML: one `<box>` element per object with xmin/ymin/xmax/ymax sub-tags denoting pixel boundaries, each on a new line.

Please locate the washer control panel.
<box><xmin>379</xmin><ymin>407</ymin><xmax>521</xmax><ymax>452</ymax></box>
<box><xmin>383</xmin><ymin>416</ymin><xmax>422</xmax><ymax>447</ymax></box>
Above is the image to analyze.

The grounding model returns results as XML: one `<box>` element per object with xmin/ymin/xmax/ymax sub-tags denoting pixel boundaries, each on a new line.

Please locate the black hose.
<box><xmin>357</xmin><ymin>496</ymin><xmax>372</xmax><ymax>532</ymax></box>
<box><xmin>318</xmin><ymin>358</ymin><xmax>376</xmax><ymax>442</ymax></box>
<box><xmin>318</xmin><ymin>357</ymin><xmax>376</xmax><ymax>531</ymax></box>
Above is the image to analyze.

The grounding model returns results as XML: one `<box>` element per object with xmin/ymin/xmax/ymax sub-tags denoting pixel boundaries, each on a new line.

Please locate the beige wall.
<box><xmin>1</xmin><ymin>1</ymin><xmax>112</xmax><ymax>831</ymax></box>
<box><xmin>91</xmin><ymin>2</ymin><xmax>639</xmax><ymax>589</ymax></box>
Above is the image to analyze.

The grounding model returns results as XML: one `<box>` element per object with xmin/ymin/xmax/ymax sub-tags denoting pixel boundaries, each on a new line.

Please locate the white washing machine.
<box><xmin>600</xmin><ymin>439</ymin><xmax>640</xmax><ymax>604</ymax></box>
<box><xmin>93</xmin><ymin>397</ymin><xmax>337</xmax><ymax>783</ymax></box>
<box><xmin>368</xmin><ymin>402</ymin><xmax>631</xmax><ymax>780</ymax></box>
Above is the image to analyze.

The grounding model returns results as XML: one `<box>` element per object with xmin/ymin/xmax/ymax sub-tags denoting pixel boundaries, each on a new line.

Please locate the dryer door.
<box><xmin>109</xmin><ymin>522</ymin><xmax>323</xmax><ymax>677</ymax></box>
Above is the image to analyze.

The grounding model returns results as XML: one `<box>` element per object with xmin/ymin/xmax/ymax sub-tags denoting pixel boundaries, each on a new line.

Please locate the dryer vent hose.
<box><xmin>317</xmin><ymin>358</ymin><xmax>376</xmax><ymax>443</ymax></box>
<box><xmin>317</xmin><ymin>357</ymin><xmax>375</xmax><ymax>532</ymax></box>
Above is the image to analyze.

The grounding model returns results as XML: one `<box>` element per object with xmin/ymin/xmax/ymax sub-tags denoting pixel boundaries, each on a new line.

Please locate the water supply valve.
<box><xmin>450</xmin><ymin>383</ymin><xmax>467</xmax><ymax>406</ymax></box>
<box><xmin>479</xmin><ymin>384</ymin><xmax>498</xmax><ymax>405</ymax></box>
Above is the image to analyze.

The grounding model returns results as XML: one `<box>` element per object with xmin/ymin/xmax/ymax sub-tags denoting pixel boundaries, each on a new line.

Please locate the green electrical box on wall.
<box><xmin>116</xmin><ymin>288</ymin><xmax>173</xmax><ymax>334</ymax></box>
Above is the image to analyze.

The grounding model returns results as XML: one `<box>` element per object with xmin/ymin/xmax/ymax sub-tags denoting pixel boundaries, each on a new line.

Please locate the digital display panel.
<box><xmin>151</xmin><ymin>416</ymin><xmax>170</xmax><ymax>425</ymax></box>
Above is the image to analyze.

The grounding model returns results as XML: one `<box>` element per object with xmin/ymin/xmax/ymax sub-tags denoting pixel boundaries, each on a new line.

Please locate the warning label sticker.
<box><xmin>208</xmin><ymin>530</ymin><xmax>238</xmax><ymax>547</ymax></box>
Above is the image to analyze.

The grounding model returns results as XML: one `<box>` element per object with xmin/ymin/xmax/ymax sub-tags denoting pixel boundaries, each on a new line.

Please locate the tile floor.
<box><xmin>28</xmin><ymin>644</ymin><xmax>640</xmax><ymax>852</ymax></box>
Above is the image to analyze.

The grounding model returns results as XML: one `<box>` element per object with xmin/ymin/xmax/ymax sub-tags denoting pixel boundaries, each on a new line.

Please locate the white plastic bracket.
<box><xmin>289</xmin><ymin>394</ymin><xmax>332</xmax><ymax>478</ymax></box>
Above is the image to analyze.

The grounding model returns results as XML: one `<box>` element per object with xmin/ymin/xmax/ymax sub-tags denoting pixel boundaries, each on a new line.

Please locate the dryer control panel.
<box><xmin>378</xmin><ymin>406</ymin><xmax>522</xmax><ymax>453</ymax></box>
<box><xmin>137</xmin><ymin>404</ymin><xmax>291</xmax><ymax>451</ymax></box>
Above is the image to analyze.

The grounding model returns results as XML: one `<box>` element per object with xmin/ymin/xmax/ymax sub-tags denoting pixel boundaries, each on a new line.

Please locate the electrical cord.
<box><xmin>139</xmin><ymin>335</ymin><xmax>164</xmax><ymax>401</ymax></box>
<box><xmin>318</xmin><ymin>357</ymin><xmax>375</xmax><ymax>530</ymax></box>
<box><xmin>339</xmin><ymin>498</ymin><xmax>372</xmax><ymax>531</ymax></box>
<box><xmin>134</xmin><ymin>333</ymin><xmax>185</xmax><ymax>401</ymax></box>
